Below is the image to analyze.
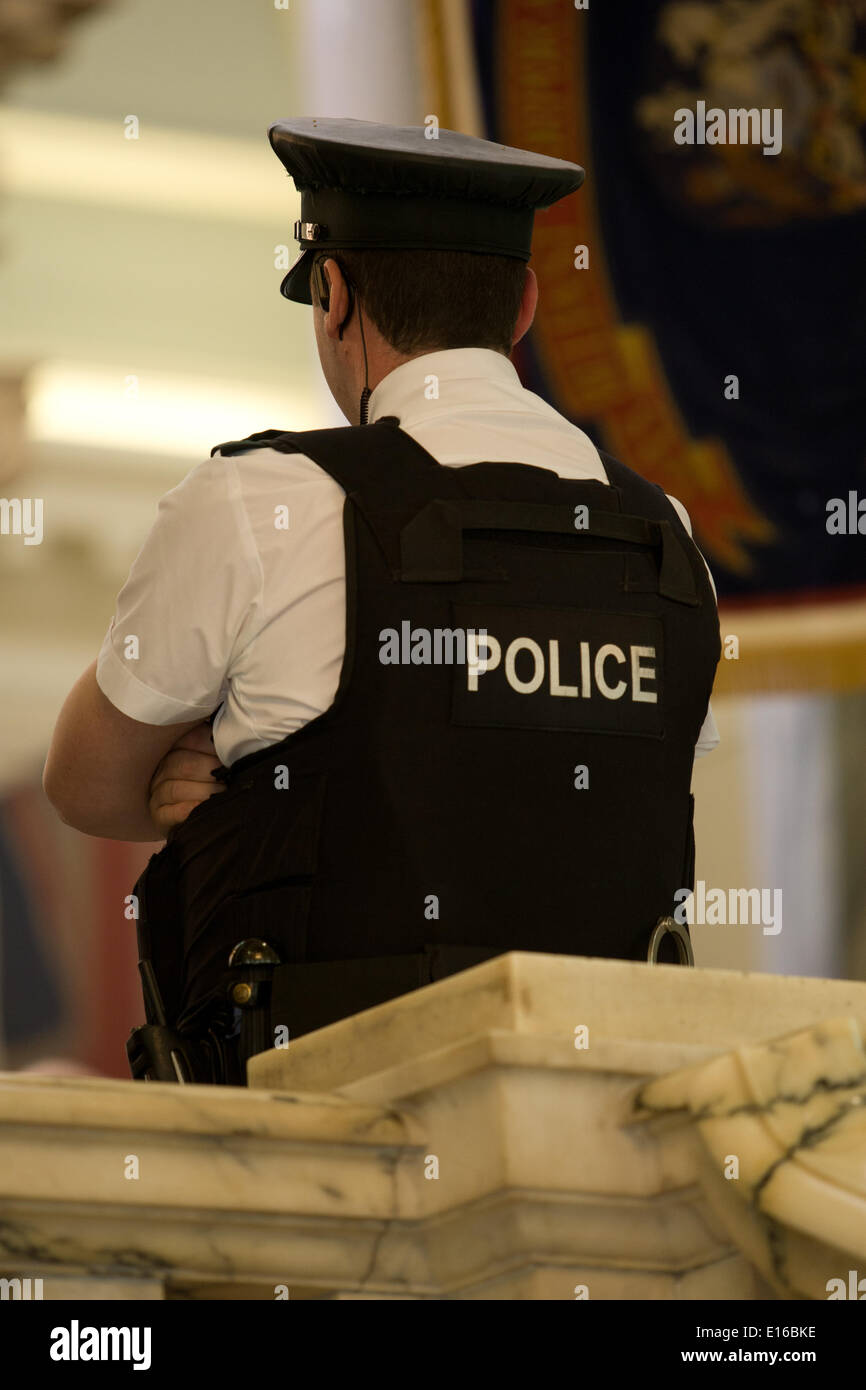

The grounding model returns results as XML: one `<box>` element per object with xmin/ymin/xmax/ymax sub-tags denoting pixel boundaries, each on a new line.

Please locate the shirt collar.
<box><xmin>367</xmin><ymin>348</ymin><xmax>521</xmax><ymax>426</ymax></box>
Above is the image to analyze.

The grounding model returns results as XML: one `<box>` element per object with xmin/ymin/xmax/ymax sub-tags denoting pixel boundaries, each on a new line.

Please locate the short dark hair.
<box><xmin>313</xmin><ymin>248</ymin><xmax>527</xmax><ymax>355</ymax></box>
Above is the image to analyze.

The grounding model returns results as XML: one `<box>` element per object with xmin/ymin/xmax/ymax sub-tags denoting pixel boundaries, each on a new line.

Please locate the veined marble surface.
<box><xmin>637</xmin><ymin>1017</ymin><xmax>866</xmax><ymax>1299</ymax></box>
<box><xmin>248</xmin><ymin>951</ymin><xmax>866</xmax><ymax>1099</ymax></box>
<box><xmin>3</xmin><ymin>956</ymin><xmax>866</xmax><ymax>1299</ymax></box>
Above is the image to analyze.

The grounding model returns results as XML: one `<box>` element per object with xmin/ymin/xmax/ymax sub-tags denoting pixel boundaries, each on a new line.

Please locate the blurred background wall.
<box><xmin>0</xmin><ymin>0</ymin><xmax>864</xmax><ymax>1076</ymax></box>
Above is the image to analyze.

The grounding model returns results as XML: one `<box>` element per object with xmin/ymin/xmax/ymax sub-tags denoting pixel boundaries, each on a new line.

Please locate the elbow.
<box><xmin>42</xmin><ymin>757</ymin><xmax>85</xmax><ymax>831</ymax></box>
<box><xmin>42</xmin><ymin>757</ymin><xmax>144</xmax><ymax>841</ymax></box>
<box><xmin>42</xmin><ymin>758</ymin><xmax>62</xmax><ymax>814</ymax></box>
<box><xmin>43</xmin><ymin>776</ymin><xmax>76</xmax><ymax>829</ymax></box>
<box><xmin>44</xmin><ymin>793</ymin><xmax>102</xmax><ymax>838</ymax></box>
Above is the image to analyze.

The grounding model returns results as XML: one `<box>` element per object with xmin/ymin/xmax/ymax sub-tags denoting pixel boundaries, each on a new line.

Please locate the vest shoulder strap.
<box><xmin>600</xmin><ymin>449</ymin><xmax>683</xmax><ymax>527</ymax></box>
<box><xmin>598</xmin><ymin>449</ymin><xmax>710</xmax><ymax>602</ymax></box>
<box><xmin>211</xmin><ymin>417</ymin><xmax>449</xmax><ymax>499</ymax></box>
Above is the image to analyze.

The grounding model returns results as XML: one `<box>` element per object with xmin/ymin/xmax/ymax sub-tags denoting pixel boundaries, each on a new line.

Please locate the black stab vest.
<box><xmin>134</xmin><ymin>418</ymin><xmax>720</xmax><ymax>1032</ymax></box>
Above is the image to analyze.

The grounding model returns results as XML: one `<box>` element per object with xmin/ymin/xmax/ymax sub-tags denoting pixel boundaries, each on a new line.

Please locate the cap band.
<box><xmin>294</xmin><ymin>186</ymin><xmax>535</xmax><ymax>260</ymax></box>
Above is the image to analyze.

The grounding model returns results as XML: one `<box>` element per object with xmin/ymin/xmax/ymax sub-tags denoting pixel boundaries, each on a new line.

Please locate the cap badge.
<box><xmin>293</xmin><ymin>220</ymin><xmax>327</xmax><ymax>242</ymax></box>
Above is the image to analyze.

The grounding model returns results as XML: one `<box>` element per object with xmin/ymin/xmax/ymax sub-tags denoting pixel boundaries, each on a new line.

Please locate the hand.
<box><xmin>148</xmin><ymin>720</ymin><xmax>225</xmax><ymax>838</ymax></box>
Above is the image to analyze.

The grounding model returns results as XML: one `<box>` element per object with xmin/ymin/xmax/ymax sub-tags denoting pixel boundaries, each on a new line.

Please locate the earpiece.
<box><xmin>313</xmin><ymin>257</ymin><xmax>355</xmax><ymax>338</ymax></box>
<box><xmin>312</xmin><ymin>257</ymin><xmax>331</xmax><ymax>312</ymax></box>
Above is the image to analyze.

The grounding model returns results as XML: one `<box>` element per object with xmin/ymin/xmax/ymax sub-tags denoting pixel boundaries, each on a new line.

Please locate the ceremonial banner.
<box><xmin>422</xmin><ymin>0</ymin><xmax>866</xmax><ymax>692</ymax></box>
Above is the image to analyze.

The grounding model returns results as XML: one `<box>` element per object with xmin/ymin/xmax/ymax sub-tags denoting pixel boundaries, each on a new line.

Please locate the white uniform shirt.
<box><xmin>97</xmin><ymin>348</ymin><xmax>720</xmax><ymax>765</ymax></box>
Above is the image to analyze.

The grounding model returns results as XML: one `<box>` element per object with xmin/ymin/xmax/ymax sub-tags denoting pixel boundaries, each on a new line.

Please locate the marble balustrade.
<box><xmin>1</xmin><ymin>953</ymin><xmax>865</xmax><ymax>1300</ymax></box>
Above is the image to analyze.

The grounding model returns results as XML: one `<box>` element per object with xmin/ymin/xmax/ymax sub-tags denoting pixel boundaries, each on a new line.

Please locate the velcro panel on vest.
<box><xmin>399</xmin><ymin>498</ymin><xmax>698</xmax><ymax>604</ymax></box>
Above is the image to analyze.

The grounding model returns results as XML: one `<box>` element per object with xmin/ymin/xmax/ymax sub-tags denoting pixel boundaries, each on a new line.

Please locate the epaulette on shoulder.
<box><xmin>210</xmin><ymin>428</ymin><xmax>298</xmax><ymax>458</ymax></box>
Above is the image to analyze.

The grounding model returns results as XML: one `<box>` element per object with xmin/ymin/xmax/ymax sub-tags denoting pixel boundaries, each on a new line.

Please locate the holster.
<box><xmin>126</xmin><ymin>840</ymin><xmax>245</xmax><ymax>1086</ymax></box>
<box><xmin>126</xmin><ymin>1018</ymin><xmax>242</xmax><ymax>1085</ymax></box>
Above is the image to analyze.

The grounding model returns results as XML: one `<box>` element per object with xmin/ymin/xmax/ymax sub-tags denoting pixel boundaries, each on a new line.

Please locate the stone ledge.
<box><xmin>248</xmin><ymin>953</ymin><xmax>866</xmax><ymax>1095</ymax></box>
<box><xmin>2</xmin><ymin>954</ymin><xmax>864</xmax><ymax>1298</ymax></box>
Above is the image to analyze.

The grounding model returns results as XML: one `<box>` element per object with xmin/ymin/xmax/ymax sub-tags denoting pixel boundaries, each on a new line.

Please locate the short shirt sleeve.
<box><xmin>96</xmin><ymin>454</ymin><xmax>262</xmax><ymax>725</ymax></box>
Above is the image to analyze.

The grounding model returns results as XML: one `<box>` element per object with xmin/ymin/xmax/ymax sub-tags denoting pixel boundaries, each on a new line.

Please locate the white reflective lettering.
<box><xmin>466</xmin><ymin>631</ymin><xmax>501</xmax><ymax>691</ymax></box>
<box><xmin>594</xmin><ymin>644</ymin><xmax>626</xmax><ymax>698</ymax></box>
<box><xmin>579</xmin><ymin>641</ymin><xmax>591</xmax><ymax>697</ymax></box>
<box><xmin>548</xmin><ymin>640</ymin><xmax>577</xmax><ymax>697</ymax></box>
<box><xmin>630</xmin><ymin>645</ymin><xmax>657</xmax><ymax>703</ymax></box>
<box><xmin>505</xmin><ymin>638</ymin><xmax>544</xmax><ymax>694</ymax></box>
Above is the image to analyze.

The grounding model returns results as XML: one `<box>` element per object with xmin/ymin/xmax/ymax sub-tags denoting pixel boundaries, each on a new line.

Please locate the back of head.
<box><xmin>317</xmin><ymin>248</ymin><xmax>528</xmax><ymax>356</ymax></box>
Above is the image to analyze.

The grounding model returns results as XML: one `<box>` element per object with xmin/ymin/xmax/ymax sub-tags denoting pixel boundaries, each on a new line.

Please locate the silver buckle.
<box><xmin>293</xmin><ymin>220</ymin><xmax>326</xmax><ymax>242</ymax></box>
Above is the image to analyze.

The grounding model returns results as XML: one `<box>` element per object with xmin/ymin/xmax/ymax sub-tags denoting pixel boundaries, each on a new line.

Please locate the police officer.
<box><xmin>44</xmin><ymin>119</ymin><xmax>720</xmax><ymax>1084</ymax></box>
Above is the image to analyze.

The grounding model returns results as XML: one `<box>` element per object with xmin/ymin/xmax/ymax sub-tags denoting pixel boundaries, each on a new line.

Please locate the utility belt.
<box><xmin>126</xmin><ymin>922</ymin><xmax>693</xmax><ymax>1086</ymax></box>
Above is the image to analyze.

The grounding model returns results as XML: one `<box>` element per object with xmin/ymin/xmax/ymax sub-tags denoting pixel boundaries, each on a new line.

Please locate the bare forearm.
<box><xmin>44</xmin><ymin>660</ymin><xmax>203</xmax><ymax>841</ymax></box>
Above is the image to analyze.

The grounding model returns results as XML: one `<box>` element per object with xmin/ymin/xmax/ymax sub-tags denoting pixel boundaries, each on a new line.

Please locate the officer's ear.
<box><xmin>316</xmin><ymin>258</ymin><xmax>353</xmax><ymax>342</ymax></box>
<box><xmin>511</xmin><ymin>266</ymin><xmax>538</xmax><ymax>348</ymax></box>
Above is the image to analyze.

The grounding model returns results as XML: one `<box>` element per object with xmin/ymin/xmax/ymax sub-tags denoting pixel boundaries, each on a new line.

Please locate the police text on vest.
<box><xmin>466</xmin><ymin>632</ymin><xmax>657</xmax><ymax>703</ymax></box>
<box><xmin>451</xmin><ymin>605</ymin><xmax>664</xmax><ymax>736</ymax></box>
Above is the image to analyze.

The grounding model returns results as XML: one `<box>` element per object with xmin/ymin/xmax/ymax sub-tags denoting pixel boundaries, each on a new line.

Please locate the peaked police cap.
<box><xmin>268</xmin><ymin>116</ymin><xmax>585</xmax><ymax>304</ymax></box>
